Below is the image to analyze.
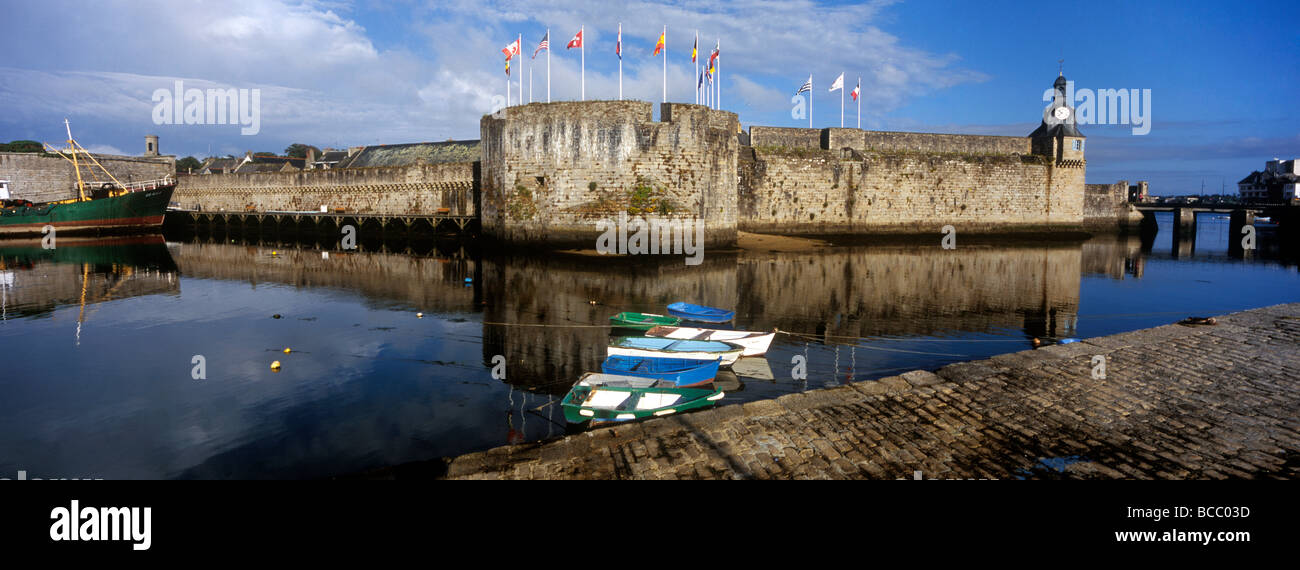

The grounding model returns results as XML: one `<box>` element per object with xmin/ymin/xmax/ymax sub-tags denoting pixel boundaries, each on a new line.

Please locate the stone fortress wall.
<box><xmin>0</xmin><ymin>152</ymin><xmax>175</xmax><ymax>204</ymax></box>
<box><xmin>478</xmin><ymin>101</ymin><xmax>740</xmax><ymax>247</ymax></box>
<box><xmin>172</xmin><ymin>162</ymin><xmax>477</xmax><ymax>215</ymax></box>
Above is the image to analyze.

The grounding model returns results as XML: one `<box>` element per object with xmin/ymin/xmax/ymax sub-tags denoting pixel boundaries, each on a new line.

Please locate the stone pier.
<box><xmin>426</xmin><ymin>303</ymin><xmax>1300</xmax><ymax>480</ymax></box>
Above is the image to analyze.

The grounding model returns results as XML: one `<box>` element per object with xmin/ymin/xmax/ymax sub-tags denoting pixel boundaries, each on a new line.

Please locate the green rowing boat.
<box><xmin>609</xmin><ymin>311</ymin><xmax>681</xmax><ymax>330</ymax></box>
<box><xmin>561</xmin><ymin>373</ymin><xmax>725</xmax><ymax>424</ymax></box>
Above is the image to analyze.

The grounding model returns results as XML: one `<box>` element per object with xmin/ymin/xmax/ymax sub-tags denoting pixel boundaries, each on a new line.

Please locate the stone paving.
<box><xmin>440</xmin><ymin>303</ymin><xmax>1300</xmax><ymax>479</ymax></box>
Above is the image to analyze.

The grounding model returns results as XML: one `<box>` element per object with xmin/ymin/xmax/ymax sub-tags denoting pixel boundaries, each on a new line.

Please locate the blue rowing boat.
<box><xmin>601</xmin><ymin>355</ymin><xmax>721</xmax><ymax>387</ymax></box>
<box><xmin>607</xmin><ymin>336</ymin><xmax>745</xmax><ymax>366</ymax></box>
<box><xmin>666</xmin><ymin>302</ymin><xmax>735</xmax><ymax>323</ymax></box>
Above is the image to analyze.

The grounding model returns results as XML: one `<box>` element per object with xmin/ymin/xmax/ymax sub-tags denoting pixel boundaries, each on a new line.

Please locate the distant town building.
<box><xmin>1238</xmin><ymin>158</ymin><xmax>1299</xmax><ymax>202</ymax></box>
<box><xmin>191</xmin><ymin>140</ymin><xmax>479</xmax><ymax>174</ymax></box>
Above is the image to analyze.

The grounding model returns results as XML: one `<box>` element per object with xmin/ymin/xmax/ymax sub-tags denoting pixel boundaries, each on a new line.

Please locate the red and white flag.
<box><xmin>851</xmin><ymin>79</ymin><xmax>860</xmax><ymax>102</ymax></box>
<box><xmin>829</xmin><ymin>72</ymin><xmax>844</xmax><ymax>92</ymax></box>
<box><xmin>567</xmin><ymin>29</ymin><xmax>583</xmax><ymax>49</ymax></box>
<box><xmin>501</xmin><ymin>38</ymin><xmax>520</xmax><ymax>59</ymax></box>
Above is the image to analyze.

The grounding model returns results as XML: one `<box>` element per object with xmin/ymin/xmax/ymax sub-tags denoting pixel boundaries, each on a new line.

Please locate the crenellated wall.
<box><xmin>738</xmin><ymin>146</ymin><xmax>1084</xmax><ymax>234</ymax></box>
<box><xmin>173</xmin><ymin>162</ymin><xmax>477</xmax><ymax>215</ymax></box>
<box><xmin>479</xmin><ymin>101</ymin><xmax>740</xmax><ymax>247</ymax></box>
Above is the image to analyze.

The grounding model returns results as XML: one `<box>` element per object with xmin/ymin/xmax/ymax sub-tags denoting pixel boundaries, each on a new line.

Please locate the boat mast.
<box><xmin>65</xmin><ymin>119</ymin><xmax>87</xmax><ymax>202</ymax></box>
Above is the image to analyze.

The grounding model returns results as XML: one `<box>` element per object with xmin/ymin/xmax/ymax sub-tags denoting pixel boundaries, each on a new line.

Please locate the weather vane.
<box><xmin>1058</xmin><ymin>58</ymin><xmax>1064</xmax><ymax>76</ymax></box>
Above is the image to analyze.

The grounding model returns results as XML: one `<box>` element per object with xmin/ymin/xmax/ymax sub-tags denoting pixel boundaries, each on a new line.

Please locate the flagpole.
<box><xmin>547</xmin><ymin>27</ymin><xmax>551</xmax><ymax>103</ymax></box>
<box><xmin>841</xmin><ymin>72</ymin><xmax>844</xmax><ymax>128</ymax></box>
<box><xmin>716</xmin><ymin>38</ymin><xmax>720</xmax><ymax>110</ymax></box>
<box><xmin>810</xmin><ymin>74</ymin><xmax>813</xmax><ymax>128</ymax></box>
<box><xmin>580</xmin><ymin>25</ymin><xmax>585</xmax><ymax>101</ymax></box>
<box><xmin>694</xmin><ymin>31</ymin><xmax>699</xmax><ymax>105</ymax></box>
<box><xmin>507</xmin><ymin>61</ymin><xmax>511</xmax><ymax>108</ymax></box>
<box><xmin>618</xmin><ymin>23</ymin><xmax>623</xmax><ymax>101</ymax></box>
<box><xmin>857</xmin><ymin>77</ymin><xmax>861</xmax><ymax>129</ymax></box>
<box><xmin>518</xmin><ymin>34</ymin><xmax>523</xmax><ymax>106</ymax></box>
<box><xmin>662</xmin><ymin>25</ymin><xmax>667</xmax><ymax>104</ymax></box>
<box><xmin>529</xmin><ymin>52</ymin><xmax>533</xmax><ymax>103</ymax></box>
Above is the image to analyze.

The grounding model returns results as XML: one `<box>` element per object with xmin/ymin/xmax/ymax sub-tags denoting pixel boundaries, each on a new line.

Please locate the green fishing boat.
<box><xmin>561</xmin><ymin>372</ymin><xmax>725</xmax><ymax>424</ymax></box>
<box><xmin>609</xmin><ymin>311</ymin><xmax>681</xmax><ymax>330</ymax></box>
<box><xmin>0</xmin><ymin>121</ymin><xmax>176</xmax><ymax>237</ymax></box>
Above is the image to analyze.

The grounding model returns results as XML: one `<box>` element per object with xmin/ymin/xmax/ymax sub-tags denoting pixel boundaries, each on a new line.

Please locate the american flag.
<box><xmin>533</xmin><ymin>32</ymin><xmax>549</xmax><ymax>59</ymax></box>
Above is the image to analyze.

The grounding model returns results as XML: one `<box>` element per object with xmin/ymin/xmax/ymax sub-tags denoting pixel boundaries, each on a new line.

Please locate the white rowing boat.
<box><xmin>645</xmin><ymin>325</ymin><xmax>776</xmax><ymax>356</ymax></box>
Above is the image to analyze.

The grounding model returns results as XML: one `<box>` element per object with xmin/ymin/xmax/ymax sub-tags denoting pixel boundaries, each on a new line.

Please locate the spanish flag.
<box><xmin>653</xmin><ymin>31</ymin><xmax>665</xmax><ymax>56</ymax></box>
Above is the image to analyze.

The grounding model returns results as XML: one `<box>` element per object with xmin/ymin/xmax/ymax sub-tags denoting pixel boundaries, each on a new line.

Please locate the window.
<box><xmin>1071</xmin><ymin>140</ymin><xmax>1082</xmax><ymax>151</ymax></box>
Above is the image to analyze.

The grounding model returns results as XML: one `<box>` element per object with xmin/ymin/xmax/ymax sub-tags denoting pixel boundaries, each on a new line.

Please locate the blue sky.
<box><xmin>1</xmin><ymin>0</ymin><xmax>1296</xmax><ymax>194</ymax></box>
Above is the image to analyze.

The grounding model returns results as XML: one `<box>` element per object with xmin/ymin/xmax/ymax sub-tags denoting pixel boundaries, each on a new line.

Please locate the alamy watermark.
<box><xmin>152</xmin><ymin>80</ymin><xmax>261</xmax><ymax>135</ymax></box>
<box><xmin>595</xmin><ymin>212</ymin><xmax>705</xmax><ymax>266</ymax></box>
<box><xmin>1043</xmin><ymin>80</ymin><xmax>1152</xmax><ymax>135</ymax></box>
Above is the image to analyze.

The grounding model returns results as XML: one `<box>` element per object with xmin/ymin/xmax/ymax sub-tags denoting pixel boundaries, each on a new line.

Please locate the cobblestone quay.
<box><xmin>439</xmin><ymin>304</ymin><xmax>1300</xmax><ymax>480</ymax></box>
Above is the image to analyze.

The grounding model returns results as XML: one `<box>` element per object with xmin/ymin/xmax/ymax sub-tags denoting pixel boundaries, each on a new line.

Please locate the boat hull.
<box><xmin>0</xmin><ymin>186</ymin><xmax>176</xmax><ymax>236</ymax></box>
<box><xmin>645</xmin><ymin>326</ymin><xmax>775</xmax><ymax>356</ymax></box>
<box><xmin>600</xmin><ymin>355</ymin><xmax>720</xmax><ymax>387</ymax></box>
<box><xmin>666</xmin><ymin>302</ymin><xmax>735</xmax><ymax>323</ymax></box>
<box><xmin>605</xmin><ymin>343</ymin><xmax>743</xmax><ymax>364</ymax></box>
<box><xmin>609</xmin><ymin>311</ymin><xmax>682</xmax><ymax>330</ymax></box>
<box><xmin>561</xmin><ymin>372</ymin><xmax>725</xmax><ymax>424</ymax></box>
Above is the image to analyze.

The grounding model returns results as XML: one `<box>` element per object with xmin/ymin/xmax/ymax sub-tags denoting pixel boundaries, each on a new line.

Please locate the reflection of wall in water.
<box><xmin>735</xmin><ymin>245</ymin><xmax>1082</xmax><ymax>339</ymax></box>
<box><xmin>1080</xmin><ymin>234</ymin><xmax>1145</xmax><ymax>279</ymax></box>
<box><xmin>480</xmin><ymin>253</ymin><xmax>738</xmax><ymax>394</ymax></box>
<box><xmin>170</xmin><ymin>243</ymin><xmax>476</xmax><ymax>312</ymax></box>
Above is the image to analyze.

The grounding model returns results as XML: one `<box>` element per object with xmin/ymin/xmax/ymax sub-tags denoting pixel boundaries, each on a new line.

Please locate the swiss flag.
<box><xmin>501</xmin><ymin>38</ymin><xmax>520</xmax><ymax>59</ymax></box>
<box><xmin>567</xmin><ymin>29</ymin><xmax>583</xmax><ymax>49</ymax></box>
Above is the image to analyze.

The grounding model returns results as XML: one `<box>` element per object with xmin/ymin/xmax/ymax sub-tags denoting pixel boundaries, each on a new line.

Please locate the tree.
<box><xmin>1</xmin><ymin>140</ymin><xmax>44</xmax><ymax>153</ymax></box>
<box><xmin>285</xmin><ymin>143</ymin><xmax>321</xmax><ymax>159</ymax></box>
<box><xmin>176</xmin><ymin>156</ymin><xmax>202</xmax><ymax>172</ymax></box>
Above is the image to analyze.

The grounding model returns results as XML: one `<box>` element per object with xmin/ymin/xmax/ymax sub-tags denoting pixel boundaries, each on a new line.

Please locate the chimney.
<box><xmin>306</xmin><ymin>147</ymin><xmax>317</xmax><ymax>170</ymax></box>
<box><xmin>144</xmin><ymin>135</ymin><xmax>160</xmax><ymax>157</ymax></box>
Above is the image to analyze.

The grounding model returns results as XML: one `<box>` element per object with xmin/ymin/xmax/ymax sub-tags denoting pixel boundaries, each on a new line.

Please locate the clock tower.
<box><xmin>1030</xmin><ymin>73</ymin><xmax>1085</xmax><ymax>166</ymax></box>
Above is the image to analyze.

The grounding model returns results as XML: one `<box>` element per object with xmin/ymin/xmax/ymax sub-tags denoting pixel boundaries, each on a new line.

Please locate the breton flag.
<box><xmin>829</xmin><ymin>72</ymin><xmax>844</xmax><ymax>92</ymax></box>
<box><xmin>567</xmin><ymin>28</ymin><xmax>583</xmax><ymax>49</ymax></box>
<box><xmin>533</xmin><ymin>32</ymin><xmax>549</xmax><ymax>58</ymax></box>
<box><xmin>653</xmin><ymin>30</ymin><xmax>665</xmax><ymax>56</ymax></box>
<box><xmin>851</xmin><ymin>78</ymin><xmax>860</xmax><ymax>101</ymax></box>
<box><xmin>795</xmin><ymin>76</ymin><xmax>812</xmax><ymax>95</ymax></box>
<box><xmin>502</xmin><ymin>38</ymin><xmax>520</xmax><ymax>59</ymax></box>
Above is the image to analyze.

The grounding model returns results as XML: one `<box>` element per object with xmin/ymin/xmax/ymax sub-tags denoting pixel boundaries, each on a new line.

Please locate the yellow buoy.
<box><xmin>283</xmin><ymin>348</ymin><xmax>292</xmax><ymax>353</ymax></box>
<box><xmin>417</xmin><ymin>312</ymin><xmax>424</xmax><ymax>318</ymax></box>
<box><xmin>272</xmin><ymin>251</ymin><xmax>278</xmax><ymax>255</ymax></box>
<box><xmin>271</xmin><ymin>360</ymin><xmax>282</xmax><ymax>370</ymax></box>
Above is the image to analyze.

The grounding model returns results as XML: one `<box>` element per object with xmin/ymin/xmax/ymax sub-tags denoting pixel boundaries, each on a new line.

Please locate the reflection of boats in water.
<box><xmin>0</xmin><ymin>235</ymin><xmax>179</xmax><ymax>323</ymax></box>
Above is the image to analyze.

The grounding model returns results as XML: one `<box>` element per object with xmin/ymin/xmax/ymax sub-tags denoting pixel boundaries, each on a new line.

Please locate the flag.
<box><xmin>691</xmin><ymin>37</ymin><xmax>697</xmax><ymax>63</ymax></box>
<box><xmin>567</xmin><ymin>28</ymin><xmax>582</xmax><ymax>49</ymax></box>
<box><xmin>698</xmin><ymin>67</ymin><xmax>704</xmax><ymax>89</ymax></box>
<box><xmin>653</xmin><ymin>31</ymin><xmax>665</xmax><ymax>56</ymax></box>
<box><xmin>616</xmin><ymin>27</ymin><xmax>622</xmax><ymax>59</ymax></box>
<box><xmin>502</xmin><ymin>38</ymin><xmax>520</xmax><ymax>59</ymax></box>
<box><xmin>851</xmin><ymin>79</ymin><xmax>860</xmax><ymax>102</ymax></box>
<box><xmin>829</xmin><ymin>72</ymin><xmax>844</xmax><ymax>92</ymax></box>
<box><xmin>533</xmin><ymin>32</ymin><xmax>549</xmax><ymax>59</ymax></box>
<box><xmin>795</xmin><ymin>76</ymin><xmax>812</xmax><ymax>95</ymax></box>
<box><xmin>505</xmin><ymin>57</ymin><xmax>511</xmax><ymax>76</ymax></box>
<box><xmin>708</xmin><ymin>46</ymin><xmax>719</xmax><ymax>69</ymax></box>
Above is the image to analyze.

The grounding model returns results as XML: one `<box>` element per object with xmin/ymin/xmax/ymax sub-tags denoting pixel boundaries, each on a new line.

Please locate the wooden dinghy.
<box><xmin>609</xmin><ymin>312</ymin><xmax>682</xmax><ymax>330</ymax></box>
<box><xmin>665</xmin><ymin>302</ymin><xmax>735</xmax><ymax>323</ymax></box>
<box><xmin>561</xmin><ymin>372</ymin><xmax>725</xmax><ymax>424</ymax></box>
<box><xmin>607</xmin><ymin>336</ymin><xmax>745</xmax><ymax>367</ymax></box>
<box><xmin>645</xmin><ymin>325</ymin><xmax>775</xmax><ymax>356</ymax></box>
<box><xmin>601</xmin><ymin>355</ymin><xmax>721</xmax><ymax>387</ymax></box>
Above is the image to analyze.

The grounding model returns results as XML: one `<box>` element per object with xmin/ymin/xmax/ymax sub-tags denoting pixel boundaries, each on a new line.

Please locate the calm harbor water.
<box><xmin>1</xmin><ymin>213</ymin><xmax>1297</xmax><ymax>479</ymax></box>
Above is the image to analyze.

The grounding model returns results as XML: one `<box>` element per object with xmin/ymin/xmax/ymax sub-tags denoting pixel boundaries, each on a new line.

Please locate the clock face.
<box><xmin>1053</xmin><ymin>106</ymin><xmax>1071</xmax><ymax>121</ymax></box>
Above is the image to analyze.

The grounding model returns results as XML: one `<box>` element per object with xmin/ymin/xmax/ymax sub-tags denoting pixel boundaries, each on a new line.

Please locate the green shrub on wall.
<box><xmin>506</xmin><ymin>184</ymin><xmax>537</xmax><ymax>220</ymax></box>
<box><xmin>627</xmin><ymin>178</ymin><xmax>677</xmax><ymax>215</ymax></box>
